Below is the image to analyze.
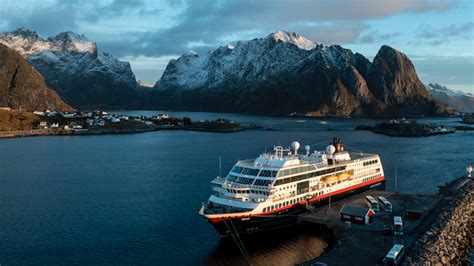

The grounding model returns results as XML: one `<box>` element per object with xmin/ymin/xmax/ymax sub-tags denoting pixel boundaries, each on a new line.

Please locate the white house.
<box><xmin>33</xmin><ymin>111</ymin><xmax>45</xmax><ymax>116</ymax></box>
<box><xmin>39</xmin><ymin>121</ymin><xmax>48</xmax><ymax>129</ymax></box>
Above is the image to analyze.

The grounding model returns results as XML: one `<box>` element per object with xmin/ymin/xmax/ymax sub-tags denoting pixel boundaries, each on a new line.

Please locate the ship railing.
<box><xmin>222</xmin><ymin>182</ymin><xmax>272</xmax><ymax>191</ymax></box>
<box><xmin>347</xmin><ymin>152</ymin><xmax>377</xmax><ymax>158</ymax></box>
<box><xmin>236</xmin><ymin>160</ymin><xmax>281</xmax><ymax>169</ymax></box>
<box><xmin>211</xmin><ymin>176</ymin><xmax>226</xmax><ymax>185</ymax></box>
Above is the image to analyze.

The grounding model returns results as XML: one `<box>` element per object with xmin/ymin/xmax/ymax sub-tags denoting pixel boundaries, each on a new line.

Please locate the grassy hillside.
<box><xmin>0</xmin><ymin>110</ymin><xmax>41</xmax><ymax>131</ymax></box>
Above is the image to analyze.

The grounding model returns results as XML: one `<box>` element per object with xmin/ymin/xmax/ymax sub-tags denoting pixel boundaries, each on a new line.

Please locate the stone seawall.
<box><xmin>406</xmin><ymin>180</ymin><xmax>473</xmax><ymax>264</ymax></box>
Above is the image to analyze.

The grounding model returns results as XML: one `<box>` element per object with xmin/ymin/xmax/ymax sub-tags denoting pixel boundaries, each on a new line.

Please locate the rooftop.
<box><xmin>339</xmin><ymin>204</ymin><xmax>373</xmax><ymax>217</ymax></box>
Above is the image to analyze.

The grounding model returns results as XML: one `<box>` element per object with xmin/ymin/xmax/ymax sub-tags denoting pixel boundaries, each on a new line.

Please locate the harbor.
<box><xmin>299</xmin><ymin>173</ymin><xmax>473</xmax><ymax>265</ymax></box>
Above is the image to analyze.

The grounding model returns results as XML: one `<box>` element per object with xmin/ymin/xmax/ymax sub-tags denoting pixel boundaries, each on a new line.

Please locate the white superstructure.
<box><xmin>200</xmin><ymin>138</ymin><xmax>385</xmax><ymax>221</ymax></box>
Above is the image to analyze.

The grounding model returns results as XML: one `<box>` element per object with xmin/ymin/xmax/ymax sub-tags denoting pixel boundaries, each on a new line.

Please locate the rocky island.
<box><xmin>355</xmin><ymin>118</ymin><xmax>455</xmax><ymax>137</ymax></box>
<box><xmin>462</xmin><ymin>113</ymin><xmax>474</xmax><ymax>124</ymax></box>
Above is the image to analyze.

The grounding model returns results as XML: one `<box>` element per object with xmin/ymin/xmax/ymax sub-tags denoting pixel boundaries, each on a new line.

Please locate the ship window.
<box><xmin>278</xmin><ymin>169</ymin><xmax>290</xmax><ymax>177</ymax></box>
<box><xmin>259</xmin><ymin>170</ymin><xmax>277</xmax><ymax>177</ymax></box>
<box><xmin>240</xmin><ymin>168</ymin><xmax>260</xmax><ymax>176</ymax></box>
<box><xmin>231</xmin><ymin>166</ymin><xmax>244</xmax><ymax>174</ymax></box>
<box><xmin>239</xmin><ymin>177</ymin><xmax>255</xmax><ymax>184</ymax></box>
<box><xmin>226</xmin><ymin>174</ymin><xmax>238</xmax><ymax>182</ymax></box>
<box><xmin>254</xmin><ymin>179</ymin><xmax>271</xmax><ymax>186</ymax></box>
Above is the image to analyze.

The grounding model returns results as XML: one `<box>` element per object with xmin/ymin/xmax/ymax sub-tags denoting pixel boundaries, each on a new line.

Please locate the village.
<box><xmin>0</xmin><ymin>108</ymin><xmax>260</xmax><ymax>138</ymax></box>
<box><xmin>31</xmin><ymin>110</ymin><xmax>183</xmax><ymax>131</ymax></box>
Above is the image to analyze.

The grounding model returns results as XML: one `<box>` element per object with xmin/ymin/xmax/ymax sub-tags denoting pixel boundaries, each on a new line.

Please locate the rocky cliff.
<box><xmin>155</xmin><ymin>31</ymin><xmax>450</xmax><ymax>117</ymax></box>
<box><xmin>0</xmin><ymin>43</ymin><xmax>73</xmax><ymax>111</ymax></box>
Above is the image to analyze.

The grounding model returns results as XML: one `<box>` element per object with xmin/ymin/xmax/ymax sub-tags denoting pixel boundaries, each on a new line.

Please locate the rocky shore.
<box><xmin>406</xmin><ymin>179</ymin><xmax>473</xmax><ymax>264</ymax></box>
<box><xmin>0</xmin><ymin>121</ymin><xmax>261</xmax><ymax>139</ymax></box>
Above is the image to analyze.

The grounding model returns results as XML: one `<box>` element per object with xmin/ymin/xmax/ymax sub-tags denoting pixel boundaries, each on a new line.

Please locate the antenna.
<box><xmin>219</xmin><ymin>155</ymin><xmax>222</xmax><ymax>178</ymax></box>
<box><xmin>395</xmin><ymin>166</ymin><xmax>398</xmax><ymax>192</ymax></box>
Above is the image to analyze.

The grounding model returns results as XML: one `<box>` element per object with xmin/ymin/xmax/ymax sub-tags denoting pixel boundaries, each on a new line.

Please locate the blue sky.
<box><xmin>0</xmin><ymin>0</ymin><xmax>473</xmax><ymax>92</ymax></box>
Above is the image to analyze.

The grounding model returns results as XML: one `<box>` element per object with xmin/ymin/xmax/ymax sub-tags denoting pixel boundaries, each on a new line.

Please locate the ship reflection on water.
<box><xmin>206</xmin><ymin>224</ymin><xmax>328</xmax><ymax>265</ymax></box>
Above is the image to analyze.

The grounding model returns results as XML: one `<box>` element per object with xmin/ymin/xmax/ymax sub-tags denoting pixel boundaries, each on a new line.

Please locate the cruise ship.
<box><xmin>199</xmin><ymin>138</ymin><xmax>385</xmax><ymax>236</ymax></box>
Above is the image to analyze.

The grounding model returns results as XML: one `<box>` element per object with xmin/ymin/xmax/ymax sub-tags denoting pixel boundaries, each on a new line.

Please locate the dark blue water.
<box><xmin>0</xmin><ymin>112</ymin><xmax>472</xmax><ymax>264</ymax></box>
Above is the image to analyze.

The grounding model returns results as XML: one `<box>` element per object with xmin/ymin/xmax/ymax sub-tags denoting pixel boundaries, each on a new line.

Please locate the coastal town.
<box><xmin>0</xmin><ymin>108</ymin><xmax>261</xmax><ymax>138</ymax></box>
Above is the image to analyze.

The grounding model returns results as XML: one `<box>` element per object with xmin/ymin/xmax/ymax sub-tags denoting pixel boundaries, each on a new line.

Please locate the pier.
<box><xmin>298</xmin><ymin>175</ymin><xmax>473</xmax><ymax>265</ymax></box>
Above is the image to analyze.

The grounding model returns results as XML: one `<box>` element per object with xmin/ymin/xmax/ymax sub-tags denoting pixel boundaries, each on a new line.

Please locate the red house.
<box><xmin>339</xmin><ymin>205</ymin><xmax>375</xmax><ymax>225</ymax></box>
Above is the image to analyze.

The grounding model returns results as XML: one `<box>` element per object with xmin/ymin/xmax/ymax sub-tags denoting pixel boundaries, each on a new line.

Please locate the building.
<box><xmin>339</xmin><ymin>205</ymin><xmax>375</xmax><ymax>225</ymax></box>
<box><xmin>33</xmin><ymin>111</ymin><xmax>45</xmax><ymax>116</ymax></box>
<box><xmin>39</xmin><ymin>121</ymin><xmax>48</xmax><ymax>129</ymax></box>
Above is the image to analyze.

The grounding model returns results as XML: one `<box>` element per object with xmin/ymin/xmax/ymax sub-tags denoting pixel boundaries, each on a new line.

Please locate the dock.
<box><xmin>298</xmin><ymin>176</ymin><xmax>472</xmax><ymax>265</ymax></box>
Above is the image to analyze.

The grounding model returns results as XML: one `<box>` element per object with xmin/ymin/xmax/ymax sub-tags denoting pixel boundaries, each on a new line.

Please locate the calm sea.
<box><xmin>0</xmin><ymin>111</ymin><xmax>472</xmax><ymax>264</ymax></box>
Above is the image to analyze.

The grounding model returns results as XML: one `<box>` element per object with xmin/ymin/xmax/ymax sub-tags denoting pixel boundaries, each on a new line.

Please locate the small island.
<box><xmin>355</xmin><ymin>118</ymin><xmax>455</xmax><ymax>137</ymax></box>
<box><xmin>0</xmin><ymin>109</ymin><xmax>261</xmax><ymax>139</ymax></box>
<box><xmin>461</xmin><ymin>113</ymin><xmax>474</xmax><ymax>125</ymax></box>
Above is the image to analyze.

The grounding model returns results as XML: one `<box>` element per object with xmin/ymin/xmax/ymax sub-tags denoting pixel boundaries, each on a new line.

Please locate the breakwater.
<box><xmin>406</xmin><ymin>179</ymin><xmax>473</xmax><ymax>264</ymax></box>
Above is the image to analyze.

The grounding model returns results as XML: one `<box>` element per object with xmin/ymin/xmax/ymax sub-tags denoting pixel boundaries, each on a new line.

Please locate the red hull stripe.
<box><xmin>208</xmin><ymin>176</ymin><xmax>385</xmax><ymax>223</ymax></box>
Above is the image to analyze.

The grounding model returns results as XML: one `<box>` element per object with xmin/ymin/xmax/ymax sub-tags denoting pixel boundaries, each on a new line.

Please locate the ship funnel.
<box><xmin>291</xmin><ymin>141</ymin><xmax>300</xmax><ymax>155</ymax></box>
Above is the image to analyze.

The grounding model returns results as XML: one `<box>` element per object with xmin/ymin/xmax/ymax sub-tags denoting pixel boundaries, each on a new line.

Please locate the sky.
<box><xmin>0</xmin><ymin>0</ymin><xmax>473</xmax><ymax>92</ymax></box>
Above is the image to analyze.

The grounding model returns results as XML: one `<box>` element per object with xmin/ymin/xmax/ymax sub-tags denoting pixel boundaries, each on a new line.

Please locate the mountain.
<box><xmin>427</xmin><ymin>83</ymin><xmax>474</xmax><ymax>112</ymax></box>
<box><xmin>0</xmin><ymin>28</ymin><xmax>141</xmax><ymax>109</ymax></box>
<box><xmin>0</xmin><ymin>43</ymin><xmax>73</xmax><ymax>111</ymax></box>
<box><xmin>155</xmin><ymin>30</ymin><xmax>449</xmax><ymax>117</ymax></box>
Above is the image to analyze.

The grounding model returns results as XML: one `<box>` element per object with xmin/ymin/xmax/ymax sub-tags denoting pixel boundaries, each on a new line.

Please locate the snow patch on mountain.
<box><xmin>0</xmin><ymin>28</ymin><xmax>96</xmax><ymax>55</ymax></box>
<box><xmin>427</xmin><ymin>83</ymin><xmax>473</xmax><ymax>98</ymax></box>
<box><xmin>269</xmin><ymin>30</ymin><xmax>317</xmax><ymax>50</ymax></box>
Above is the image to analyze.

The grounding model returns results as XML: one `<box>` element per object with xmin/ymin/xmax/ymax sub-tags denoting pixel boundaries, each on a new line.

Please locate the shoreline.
<box><xmin>0</xmin><ymin>125</ymin><xmax>262</xmax><ymax>139</ymax></box>
<box><xmin>300</xmin><ymin>176</ymin><xmax>472</xmax><ymax>265</ymax></box>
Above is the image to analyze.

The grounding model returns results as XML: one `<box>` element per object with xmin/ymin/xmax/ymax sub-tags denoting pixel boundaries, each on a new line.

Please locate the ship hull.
<box><xmin>207</xmin><ymin>179</ymin><xmax>385</xmax><ymax>236</ymax></box>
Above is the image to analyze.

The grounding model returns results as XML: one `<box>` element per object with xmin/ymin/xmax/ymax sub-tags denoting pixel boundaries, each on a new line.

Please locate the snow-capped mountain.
<box><xmin>427</xmin><ymin>83</ymin><xmax>474</xmax><ymax>112</ymax></box>
<box><xmin>156</xmin><ymin>30</ymin><xmax>449</xmax><ymax>117</ymax></box>
<box><xmin>0</xmin><ymin>28</ymin><xmax>139</xmax><ymax>109</ymax></box>
<box><xmin>0</xmin><ymin>43</ymin><xmax>73</xmax><ymax>111</ymax></box>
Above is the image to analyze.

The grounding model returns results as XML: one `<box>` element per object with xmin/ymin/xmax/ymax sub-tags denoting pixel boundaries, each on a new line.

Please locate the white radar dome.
<box><xmin>291</xmin><ymin>141</ymin><xmax>300</xmax><ymax>153</ymax></box>
<box><xmin>326</xmin><ymin>145</ymin><xmax>336</xmax><ymax>155</ymax></box>
<box><xmin>305</xmin><ymin>145</ymin><xmax>310</xmax><ymax>151</ymax></box>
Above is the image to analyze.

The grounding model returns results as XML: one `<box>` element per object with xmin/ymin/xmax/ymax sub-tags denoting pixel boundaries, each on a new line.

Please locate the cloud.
<box><xmin>2</xmin><ymin>0</ymin><xmax>148</xmax><ymax>36</ymax></box>
<box><xmin>418</xmin><ymin>22</ymin><xmax>474</xmax><ymax>45</ymax></box>
<box><xmin>127</xmin><ymin>0</ymin><xmax>453</xmax><ymax>57</ymax></box>
<box><xmin>357</xmin><ymin>31</ymin><xmax>400</xmax><ymax>44</ymax></box>
<box><xmin>1</xmin><ymin>0</ymin><xmax>456</xmax><ymax>57</ymax></box>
